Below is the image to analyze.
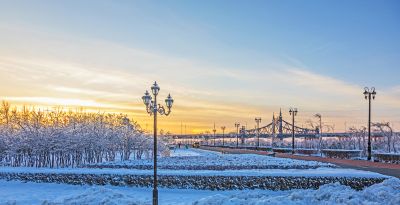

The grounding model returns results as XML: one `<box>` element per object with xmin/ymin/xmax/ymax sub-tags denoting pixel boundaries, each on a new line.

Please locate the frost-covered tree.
<box><xmin>0</xmin><ymin>101</ymin><xmax>170</xmax><ymax>168</ymax></box>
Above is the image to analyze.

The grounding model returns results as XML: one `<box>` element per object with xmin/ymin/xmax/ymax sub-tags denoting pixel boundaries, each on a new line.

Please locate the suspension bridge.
<box><xmin>170</xmin><ymin>109</ymin><xmax>395</xmax><ymax>142</ymax></box>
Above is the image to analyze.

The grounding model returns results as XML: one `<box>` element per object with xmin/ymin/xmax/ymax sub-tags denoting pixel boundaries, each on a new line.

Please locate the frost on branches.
<box><xmin>0</xmin><ymin>101</ymin><xmax>170</xmax><ymax>168</ymax></box>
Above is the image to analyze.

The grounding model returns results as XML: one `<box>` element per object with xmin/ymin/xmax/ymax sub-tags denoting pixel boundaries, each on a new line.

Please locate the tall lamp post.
<box><xmin>289</xmin><ymin>108</ymin><xmax>298</xmax><ymax>154</ymax></box>
<box><xmin>212</xmin><ymin>123</ymin><xmax>216</xmax><ymax>146</ymax></box>
<box><xmin>221</xmin><ymin>126</ymin><xmax>226</xmax><ymax>146</ymax></box>
<box><xmin>363</xmin><ymin>87</ymin><xmax>376</xmax><ymax>161</ymax></box>
<box><xmin>314</xmin><ymin>113</ymin><xmax>322</xmax><ymax>155</ymax></box>
<box><xmin>235</xmin><ymin>122</ymin><xmax>240</xmax><ymax>148</ymax></box>
<box><xmin>241</xmin><ymin>125</ymin><xmax>246</xmax><ymax>145</ymax></box>
<box><xmin>255</xmin><ymin>117</ymin><xmax>262</xmax><ymax>147</ymax></box>
<box><xmin>142</xmin><ymin>81</ymin><xmax>174</xmax><ymax>205</ymax></box>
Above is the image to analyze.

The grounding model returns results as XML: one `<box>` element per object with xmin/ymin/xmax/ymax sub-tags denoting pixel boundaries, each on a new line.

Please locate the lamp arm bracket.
<box><xmin>157</xmin><ymin>104</ymin><xmax>171</xmax><ymax>116</ymax></box>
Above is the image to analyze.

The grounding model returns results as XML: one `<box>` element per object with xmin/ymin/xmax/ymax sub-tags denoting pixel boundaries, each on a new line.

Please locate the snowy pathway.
<box><xmin>200</xmin><ymin>146</ymin><xmax>400</xmax><ymax>178</ymax></box>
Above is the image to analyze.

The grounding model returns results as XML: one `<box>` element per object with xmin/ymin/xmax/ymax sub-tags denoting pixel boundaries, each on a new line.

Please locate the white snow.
<box><xmin>0</xmin><ymin>180</ymin><xmax>239</xmax><ymax>205</ymax></box>
<box><xmin>193</xmin><ymin>177</ymin><xmax>400</xmax><ymax>205</ymax></box>
<box><xmin>0</xmin><ymin>148</ymin><xmax>395</xmax><ymax>204</ymax></box>
<box><xmin>0</xmin><ymin>149</ymin><xmax>388</xmax><ymax>182</ymax></box>
<box><xmin>169</xmin><ymin>148</ymin><xmax>204</xmax><ymax>157</ymax></box>
<box><xmin>0</xmin><ymin>178</ymin><xmax>399</xmax><ymax>205</ymax></box>
<box><xmin>92</xmin><ymin>148</ymin><xmax>336</xmax><ymax>170</ymax></box>
<box><xmin>49</xmin><ymin>187</ymin><xmax>143</xmax><ymax>205</ymax></box>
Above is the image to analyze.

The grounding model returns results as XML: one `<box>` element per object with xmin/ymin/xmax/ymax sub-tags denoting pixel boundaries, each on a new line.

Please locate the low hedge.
<box><xmin>83</xmin><ymin>163</ymin><xmax>329</xmax><ymax>170</ymax></box>
<box><xmin>272</xmin><ymin>148</ymin><xmax>319</xmax><ymax>155</ymax></box>
<box><xmin>373</xmin><ymin>153</ymin><xmax>400</xmax><ymax>164</ymax></box>
<box><xmin>322</xmin><ymin>149</ymin><xmax>362</xmax><ymax>159</ymax></box>
<box><xmin>295</xmin><ymin>149</ymin><xmax>319</xmax><ymax>155</ymax></box>
<box><xmin>0</xmin><ymin>172</ymin><xmax>385</xmax><ymax>191</ymax></box>
<box><xmin>272</xmin><ymin>148</ymin><xmax>293</xmax><ymax>153</ymax></box>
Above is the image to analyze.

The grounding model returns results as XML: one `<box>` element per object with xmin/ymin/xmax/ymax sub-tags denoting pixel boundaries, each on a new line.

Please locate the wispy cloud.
<box><xmin>0</xmin><ymin>25</ymin><xmax>399</xmax><ymax>133</ymax></box>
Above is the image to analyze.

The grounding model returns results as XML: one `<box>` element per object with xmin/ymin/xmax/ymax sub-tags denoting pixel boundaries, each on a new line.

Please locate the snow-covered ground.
<box><xmin>0</xmin><ymin>180</ymin><xmax>221</xmax><ymax>205</ymax></box>
<box><xmin>194</xmin><ymin>177</ymin><xmax>400</xmax><ymax>205</ymax></box>
<box><xmin>0</xmin><ymin>149</ymin><xmax>385</xmax><ymax>178</ymax></box>
<box><xmin>86</xmin><ymin>148</ymin><xmax>336</xmax><ymax>170</ymax></box>
<box><xmin>0</xmin><ymin>178</ymin><xmax>399</xmax><ymax>205</ymax></box>
<box><xmin>0</xmin><ymin>148</ymin><xmax>397</xmax><ymax>204</ymax></box>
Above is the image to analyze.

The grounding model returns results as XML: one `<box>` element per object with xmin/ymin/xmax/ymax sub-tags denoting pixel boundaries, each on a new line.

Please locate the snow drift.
<box><xmin>193</xmin><ymin>177</ymin><xmax>400</xmax><ymax>205</ymax></box>
<box><xmin>45</xmin><ymin>187</ymin><xmax>146</xmax><ymax>205</ymax></box>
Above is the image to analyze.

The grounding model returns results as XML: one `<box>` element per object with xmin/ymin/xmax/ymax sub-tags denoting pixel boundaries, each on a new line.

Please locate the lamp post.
<box><xmin>212</xmin><ymin>123</ymin><xmax>216</xmax><ymax>146</ymax></box>
<box><xmin>289</xmin><ymin>108</ymin><xmax>298</xmax><ymax>154</ymax></box>
<box><xmin>235</xmin><ymin>122</ymin><xmax>240</xmax><ymax>148</ymax></box>
<box><xmin>221</xmin><ymin>126</ymin><xmax>226</xmax><ymax>146</ymax></box>
<box><xmin>142</xmin><ymin>81</ymin><xmax>174</xmax><ymax>205</ymax></box>
<box><xmin>314</xmin><ymin>113</ymin><xmax>322</xmax><ymax>155</ymax></box>
<box><xmin>241</xmin><ymin>125</ymin><xmax>246</xmax><ymax>145</ymax></box>
<box><xmin>363</xmin><ymin>87</ymin><xmax>376</xmax><ymax>161</ymax></box>
<box><xmin>255</xmin><ymin>117</ymin><xmax>262</xmax><ymax>147</ymax></box>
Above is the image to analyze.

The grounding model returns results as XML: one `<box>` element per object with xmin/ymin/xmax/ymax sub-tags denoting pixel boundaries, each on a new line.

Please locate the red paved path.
<box><xmin>200</xmin><ymin>146</ymin><xmax>400</xmax><ymax>178</ymax></box>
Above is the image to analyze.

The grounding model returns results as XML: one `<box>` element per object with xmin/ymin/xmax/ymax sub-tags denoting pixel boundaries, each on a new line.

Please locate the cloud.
<box><xmin>285</xmin><ymin>68</ymin><xmax>360</xmax><ymax>96</ymax></box>
<box><xmin>0</xmin><ymin>25</ymin><xmax>399</xmax><ymax>133</ymax></box>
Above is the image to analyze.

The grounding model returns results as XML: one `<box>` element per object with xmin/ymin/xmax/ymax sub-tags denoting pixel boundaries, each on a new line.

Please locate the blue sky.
<box><xmin>0</xmin><ymin>1</ymin><xmax>399</xmax><ymax>133</ymax></box>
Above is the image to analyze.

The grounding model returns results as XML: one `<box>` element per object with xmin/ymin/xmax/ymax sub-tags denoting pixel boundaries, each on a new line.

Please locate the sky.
<box><xmin>0</xmin><ymin>0</ymin><xmax>399</xmax><ymax>134</ymax></box>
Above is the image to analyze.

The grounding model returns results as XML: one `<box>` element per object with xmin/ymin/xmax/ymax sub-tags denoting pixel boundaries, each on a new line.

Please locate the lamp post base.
<box><xmin>153</xmin><ymin>189</ymin><xmax>158</xmax><ymax>205</ymax></box>
<box><xmin>367</xmin><ymin>141</ymin><xmax>372</xmax><ymax>161</ymax></box>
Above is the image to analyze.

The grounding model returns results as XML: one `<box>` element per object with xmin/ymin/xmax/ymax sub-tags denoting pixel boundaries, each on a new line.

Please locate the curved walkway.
<box><xmin>199</xmin><ymin>146</ymin><xmax>400</xmax><ymax>178</ymax></box>
<box><xmin>275</xmin><ymin>153</ymin><xmax>400</xmax><ymax>178</ymax></box>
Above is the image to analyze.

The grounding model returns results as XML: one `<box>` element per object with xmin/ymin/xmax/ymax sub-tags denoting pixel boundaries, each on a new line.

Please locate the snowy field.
<box><xmin>0</xmin><ymin>149</ymin><xmax>386</xmax><ymax>178</ymax></box>
<box><xmin>86</xmin><ymin>148</ymin><xmax>336</xmax><ymax>170</ymax></box>
<box><xmin>0</xmin><ymin>178</ymin><xmax>399</xmax><ymax>205</ymax></box>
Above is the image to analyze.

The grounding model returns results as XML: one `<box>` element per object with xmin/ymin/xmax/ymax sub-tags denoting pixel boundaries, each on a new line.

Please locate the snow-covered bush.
<box><xmin>373</xmin><ymin>153</ymin><xmax>400</xmax><ymax>164</ymax></box>
<box><xmin>321</xmin><ymin>149</ymin><xmax>362</xmax><ymax>159</ymax></box>
<box><xmin>0</xmin><ymin>101</ymin><xmax>169</xmax><ymax>168</ymax></box>
<box><xmin>0</xmin><ymin>172</ymin><xmax>386</xmax><ymax>191</ymax></box>
<box><xmin>84</xmin><ymin>149</ymin><xmax>335</xmax><ymax>170</ymax></box>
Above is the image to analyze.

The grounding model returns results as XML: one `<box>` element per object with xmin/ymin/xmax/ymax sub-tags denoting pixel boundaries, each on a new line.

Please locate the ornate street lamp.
<box><xmin>221</xmin><ymin>126</ymin><xmax>226</xmax><ymax>146</ymax></box>
<box><xmin>142</xmin><ymin>81</ymin><xmax>174</xmax><ymax>205</ymax></box>
<box><xmin>255</xmin><ymin>117</ymin><xmax>262</xmax><ymax>147</ymax></box>
<box><xmin>289</xmin><ymin>108</ymin><xmax>298</xmax><ymax>154</ymax></box>
<box><xmin>234</xmin><ymin>122</ymin><xmax>240</xmax><ymax>148</ymax></box>
<box><xmin>363</xmin><ymin>87</ymin><xmax>376</xmax><ymax>161</ymax></box>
